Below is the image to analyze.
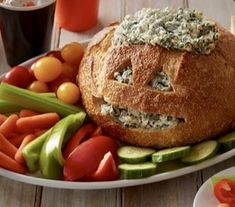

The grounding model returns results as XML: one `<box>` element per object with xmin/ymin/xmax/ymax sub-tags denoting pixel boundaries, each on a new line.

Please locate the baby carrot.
<box><xmin>63</xmin><ymin>123</ymin><xmax>96</xmax><ymax>159</ymax></box>
<box><xmin>16</xmin><ymin>113</ymin><xmax>60</xmax><ymax>133</ymax></box>
<box><xmin>0</xmin><ymin>133</ymin><xmax>18</xmax><ymax>158</ymax></box>
<box><xmin>15</xmin><ymin>134</ymin><xmax>35</xmax><ymax>165</ymax></box>
<box><xmin>0</xmin><ymin>151</ymin><xmax>27</xmax><ymax>174</ymax></box>
<box><xmin>0</xmin><ymin>114</ymin><xmax>7</xmax><ymax>125</ymax></box>
<box><xmin>0</xmin><ymin>114</ymin><xmax>18</xmax><ymax>137</ymax></box>
<box><xmin>19</xmin><ymin>109</ymin><xmax>39</xmax><ymax>118</ymax></box>
<box><xmin>8</xmin><ymin>133</ymin><xmax>29</xmax><ymax>148</ymax></box>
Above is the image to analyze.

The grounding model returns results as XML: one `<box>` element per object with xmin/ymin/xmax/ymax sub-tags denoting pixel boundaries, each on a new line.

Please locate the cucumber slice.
<box><xmin>119</xmin><ymin>162</ymin><xmax>157</xmax><ymax>179</ymax></box>
<box><xmin>152</xmin><ymin>146</ymin><xmax>191</xmax><ymax>163</ymax></box>
<box><xmin>181</xmin><ymin>140</ymin><xmax>219</xmax><ymax>164</ymax></box>
<box><xmin>117</xmin><ymin>146</ymin><xmax>155</xmax><ymax>164</ymax></box>
<box><xmin>218</xmin><ymin>132</ymin><xmax>235</xmax><ymax>150</ymax></box>
<box><xmin>156</xmin><ymin>160</ymin><xmax>186</xmax><ymax>173</ymax></box>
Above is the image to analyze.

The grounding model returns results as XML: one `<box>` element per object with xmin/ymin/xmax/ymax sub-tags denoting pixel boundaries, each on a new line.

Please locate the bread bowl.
<box><xmin>78</xmin><ymin>8</ymin><xmax>235</xmax><ymax>148</ymax></box>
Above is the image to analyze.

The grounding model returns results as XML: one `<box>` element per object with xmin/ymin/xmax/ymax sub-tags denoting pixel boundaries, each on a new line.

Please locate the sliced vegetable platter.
<box><xmin>1</xmin><ymin>41</ymin><xmax>235</xmax><ymax>189</ymax></box>
<box><xmin>0</xmin><ymin>146</ymin><xmax>235</xmax><ymax>189</ymax></box>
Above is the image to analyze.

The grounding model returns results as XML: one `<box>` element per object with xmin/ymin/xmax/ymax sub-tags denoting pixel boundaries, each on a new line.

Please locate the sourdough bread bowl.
<box><xmin>78</xmin><ymin>8</ymin><xmax>235</xmax><ymax>148</ymax></box>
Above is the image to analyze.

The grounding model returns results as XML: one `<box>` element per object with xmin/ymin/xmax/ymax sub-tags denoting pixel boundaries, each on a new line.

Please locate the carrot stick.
<box><xmin>63</xmin><ymin>123</ymin><xmax>96</xmax><ymax>159</ymax></box>
<box><xmin>0</xmin><ymin>114</ymin><xmax>18</xmax><ymax>137</ymax></box>
<box><xmin>16</xmin><ymin>113</ymin><xmax>60</xmax><ymax>133</ymax></box>
<box><xmin>15</xmin><ymin>134</ymin><xmax>35</xmax><ymax>165</ymax></box>
<box><xmin>0</xmin><ymin>114</ymin><xmax>7</xmax><ymax>125</ymax></box>
<box><xmin>19</xmin><ymin>109</ymin><xmax>39</xmax><ymax>118</ymax></box>
<box><xmin>8</xmin><ymin>133</ymin><xmax>29</xmax><ymax>148</ymax></box>
<box><xmin>0</xmin><ymin>151</ymin><xmax>27</xmax><ymax>174</ymax></box>
<box><xmin>0</xmin><ymin>133</ymin><xmax>18</xmax><ymax>158</ymax></box>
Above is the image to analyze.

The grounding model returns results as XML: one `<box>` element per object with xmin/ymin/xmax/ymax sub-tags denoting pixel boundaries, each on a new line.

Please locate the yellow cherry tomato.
<box><xmin>61</xmin><ymin>62</ymin><xmax>78</xmax><ymax>81</ymax></box>
<box><xmin>28</xmin><ymin>81</ymin><xmax>49</xmax><ymax>93</ymax></box>
<box><xmin>61</xmin><ymin>42</ymin><xmax>84</xmax><ymax>65</ymax></box>
<box><xmin>33</xmin><ymin>57</ymin><xmax>62</xmax><ymax>82</ymax></box>
<box><xmin>57</xmin><ymin>82</ymin><xmax>80</xmax><ymax>104</ymax></box>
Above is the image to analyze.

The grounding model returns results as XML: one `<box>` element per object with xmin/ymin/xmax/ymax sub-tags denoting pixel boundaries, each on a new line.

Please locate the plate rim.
<box><xmin>193</xmin><ymin>166</ymin><xmax>235</xmax><ymax>207</ymax></box>
<box><xmin>1</xmin><ymin>40</ymin><xmax>235</xmax><ymax>189</ymax></box>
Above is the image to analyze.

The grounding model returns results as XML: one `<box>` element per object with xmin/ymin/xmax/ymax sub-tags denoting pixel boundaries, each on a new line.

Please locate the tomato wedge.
<box><xmin>63</xmin><ymin>123</ymin><xmax>96</xmax><ymax>159</ymax></box>
<box><xmin>88</xmin><ymin>151</ymin><xmax>119</xmax><ymax>181</ymax></box>
<box><xmin>63</xmin><ymin>136</ymin><xmax>118</xmax><ymax>181</ymax></box>
<box><xmin>214</xmin><ymin>179</ymin><xmax>235</xmax><ymax>207</ymax></box>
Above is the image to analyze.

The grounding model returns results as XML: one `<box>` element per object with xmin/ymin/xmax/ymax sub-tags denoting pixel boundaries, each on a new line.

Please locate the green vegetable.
<box><xmin>156</xmin><ymin>160</ymin><xmax>186</xmax><ymax>173</ymax></box>
<box><xmin>181</xmin><ymin>140</ymin><xmax>219</xmax><ymax>164</ymax></box>
<box><xmin>22</xmin><ymin>129</ymin><xmax>52</xmax><ymax>172</ymax></box>
<box><xmin>118</xmin><ymin>162</ymin><xmax>157</xmax><ymax>179</ymax></box>
<box><xmin>152</xmin><ymin>146</ymin><xmax>191</xmax><ymax>163</ymax></box>
<box><xmin>0</xmin><ymin>99</ymin><xmax>22</xmax><ymax>113</ymax></box>
<box><xmin>218</xmin><ymin>132</ymin><xmax>235</xmax><ymax>151</ymax></box>
<box><xmin>40</xmin><ymin>92</ymin><xmax>57</xmax><ymax>99</ymax></box>
<box><xmin>0</xmin><ymin>83</ymin><xmax>83</xmax><ymax>117</ymax></box>
<box><xmin>39</xmin><ymin>112</ymin><xmax>86</xmax><ymax>179</ymax></box>
<box><xmin>117</xmin><ymin>146</ymin><xmax>155</xmax><ymax>164</ymax></box>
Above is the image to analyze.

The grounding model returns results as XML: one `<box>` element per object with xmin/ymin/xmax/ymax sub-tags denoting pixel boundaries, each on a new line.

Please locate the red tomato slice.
<box><xmin>214</xmin><ymin>179</ymin><xmax>235</xmax><ymax>207</ymax></box>
<box><xmin>88</xmin><ymin>151</ymin><xmax>119</xmax><ymax>181</ymax></box>
<box><xmin>63</xmin><ymin>136</ymin><xmax>118</xmax><ymax>181</ymax></box>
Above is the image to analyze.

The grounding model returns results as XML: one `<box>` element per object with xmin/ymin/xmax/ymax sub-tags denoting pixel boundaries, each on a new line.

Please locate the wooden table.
<box><xmin>1</xmin><ymin>0</ymin><xmax>235</xmax><ymax>206</ymax></box>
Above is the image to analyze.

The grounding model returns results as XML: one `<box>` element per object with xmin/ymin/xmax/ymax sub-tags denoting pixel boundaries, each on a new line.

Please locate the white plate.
<box><xmin>193</xmin><ymin>167</ymin><xmax>235</xmax><ymax>207</ymax></box>
<box><xmin>1</xmin><ymin>41</ymin><xmax>235</xmax><ymax>189</ymax></box>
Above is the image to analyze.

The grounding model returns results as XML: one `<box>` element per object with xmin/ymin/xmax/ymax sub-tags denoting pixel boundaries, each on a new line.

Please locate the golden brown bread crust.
<box><xmin>78</xmin><ymin>23</ymin><xmax>235</xmax><ymax>148</ymax></box>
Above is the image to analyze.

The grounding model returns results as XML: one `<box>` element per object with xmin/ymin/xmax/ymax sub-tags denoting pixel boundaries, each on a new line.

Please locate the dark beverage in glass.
<box><xmin>0</xmin><ymin>0</ymin><xmax>55</xmax><ymax>67</ymax></box>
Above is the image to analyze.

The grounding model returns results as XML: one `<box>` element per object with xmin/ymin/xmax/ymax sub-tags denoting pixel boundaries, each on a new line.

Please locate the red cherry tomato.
<box><xmin>63</xmin><ymin>136</ymin><xmax>118</xmax><ymax>181</ymax></box>
<box><xmin>214</xmin><ymin>179</ymin><xmax>235</xmax><ymax>207</ymax></box>
<box><xmin>88</xmin><ymin>151</ymin><xmax>119</xmax><ymax>181</ymax></box>
<box><xmin>3</xmin><ymin>66</ymin><xmax>32</xmax><ymax>88</ymax></box>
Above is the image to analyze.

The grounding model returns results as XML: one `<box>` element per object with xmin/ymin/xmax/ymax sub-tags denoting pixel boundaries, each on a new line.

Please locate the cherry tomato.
<box><xmin>61</xmin><ymin>62</ymin><xmax>78</xmax><ymax>82</ymax></box>
<box><xmin>57</xmin><ymin>82</ymin><xmax>80</xmax><ymax>104</ymax></box>
<box><xmin>88</xmin><ymin>152</ymin><xmax>119</xmax><ymax>181</ymax></box>
<box><xmin>27</xmin><ymin>81</ymin><xmax>49</xmax><ymax>93</ymax></box>
<box><xmin>46</xmin><ymin>50</ymin><xmax>64</xmax><ymax>62</ymax></box>
<box><xmin>49</xmin><ymin>75</ymin><xmax>71</xmax><ymax>92</ymax></box>
<box><xmin>3</xmin><ymin>66</ymin><xmax>32</xmax><ymax>88</ymax></box>
<box><xmin>63</xmin><ymin>136</ymin><xmax>118</xmax><ymax>181</ymax></box>
<box><xmin>214</xmin><ymin>179</ymin><xmax>235</xmax><ymax>207</ymax></box>
<box><xmin>33</xmin><ymin>57</ymin><xmax>62</xmax><ymax>82</ymax></box>
<box><xmin>61</xmin><ymin>42</ymin><xmax>84</xmax><ymax>65</ymax></box>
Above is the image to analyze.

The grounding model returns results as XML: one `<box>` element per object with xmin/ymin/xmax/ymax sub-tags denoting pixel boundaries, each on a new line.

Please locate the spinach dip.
<box><xmin>113</xmin><ymin>7</ymin><xmax>219</xmax><ymax>54</ymax></box>
<box><xmin>101</xmin><ymin>102</ymin><xmax>182</xmax><ymax>129</ymax></box>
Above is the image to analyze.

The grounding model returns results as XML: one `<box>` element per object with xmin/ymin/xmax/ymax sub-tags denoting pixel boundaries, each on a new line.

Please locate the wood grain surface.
<box><xmin>1</xmin><ymin>0</ymin><xmax>235</xmax><ymax>207</ymax></box>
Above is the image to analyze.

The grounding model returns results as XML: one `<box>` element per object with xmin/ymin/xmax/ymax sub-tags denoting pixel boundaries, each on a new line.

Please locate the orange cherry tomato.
<box><xmin>49</xmin><ymin>75</ymin><xmax>71</xmax><ymax>92</ymax></box>
<box><xmin>33</xmin><ymin>57</ymin><xmax>62</xmax><ymax>82</ymax></box>
<box><xmin>61</xmin><ymin>42</ymin><xmax>84</xmax><ymax>65</ymax></box>
<box><xmin>61</xmin><ymin>62</ymin><xmax>78</xmax><ymax>81</ymax></box>
<box><xmin>27</xmin><ymin>81</ymin><xmax>49</xmax><ymax>93</ymax></box>
<box><xmin>56</xmin><ymin>82</ymin><xmax>80</xmax><ymax>104</ymax></box>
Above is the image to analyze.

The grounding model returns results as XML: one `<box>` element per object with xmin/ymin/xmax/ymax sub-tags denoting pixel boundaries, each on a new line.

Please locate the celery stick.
<box><xmin>40</xmin><ymin>92</ymin><xmax>57</xmax><ymax>98</ymax></box>
<box><xmin>0</xmin><ymin>99</ymin><xmax>22</xmax><ymax>113</ymax></box>
<box><xmin>0</xmin><ymin>83</ymin><xmax>83</xmax><ymax>117</ymax></box>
